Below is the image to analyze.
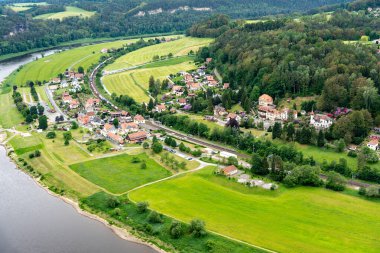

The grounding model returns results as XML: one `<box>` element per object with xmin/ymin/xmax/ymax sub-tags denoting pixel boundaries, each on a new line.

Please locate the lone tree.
<box><xmin>272</xmin><ymin>122</ymin><xmax>282</xmax><ymax>139</ymax></box>
<box><xmin>78</xmin><ymin>66</ymin><xmax>84</xmax><ymax>74</ymax></box>
<box><xmin>137</xmin><ymin>201</ymin><xmax>149</xmax><ymax>213</ymax></box>
<box><xmin>38</xmin><ymin>115</ymin><xmax>48</xmax><ymax>130</ymax></box>
<box><xmin>169</xmin><ymin>220</ymin><xmax>184</xmax><ymax>239</ymax></box>
<box><xmin>152</xmin><ymin>142</ymin><xmax>163</xmax><ymax>153</ymax></box>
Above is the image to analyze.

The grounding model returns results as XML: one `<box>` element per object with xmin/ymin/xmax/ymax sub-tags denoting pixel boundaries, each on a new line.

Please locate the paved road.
<box><xmin>44</xmin><ymin>84</ymin><xmax>68</xmax><ymax>121</ymax></box>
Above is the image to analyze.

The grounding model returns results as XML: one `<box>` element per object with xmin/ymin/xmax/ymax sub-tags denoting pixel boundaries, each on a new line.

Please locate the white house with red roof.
<box><xmin>155</xmin><ymin>104</ymin><xmax>167</xmax><ymax>113</ymax></box>
<box><xmin>134</xmin><ymin>114</ymin><xmax>145</xmax><ymax>124</ymax></box>
<box><xmin>310</xmin><ymin>113</ymin><xmax>333</xmax><ymax>129</ymax></box>
<box><xmin>367</xmin><ymin>139</ymin><xmax>379</xmax><ymax>151</ymax></box>
<box><xmin>258</xmin><ymin>94</ymin><xmax>274</xmax><ymax>107</ymax></box>
<box><xmin>222</xmin><ymin>165</ymin><xmax>238</xmax><ymax>176</ymax></box>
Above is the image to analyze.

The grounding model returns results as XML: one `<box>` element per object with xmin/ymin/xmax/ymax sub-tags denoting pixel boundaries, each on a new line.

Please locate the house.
<box><xmin>134</xmin><ymin>114</ymin><xmax>145</xmax><ymax>124</ymax></box>
<box><xmin>227</xmin><ymin>113</ymin><xmax>241</xmax><ymax>122</ymax></box>
<box><xmin>78</xmin><ymin>114</ymin><xmax>90</xmax><ymax>125</ymax></box>
<box><xmin>222</xmin><ymin>165</ymin><xmax>238</xmax><ymax>176</ymax></box>
<box><xmin>74</xmin><ymin>73</ymin><xmax>84</xmax><ymax>80</ymax></box>
<box><xmin>367</xmin><ymin>139</ymin><xmax>379</xmax><ymax>151</ymax></box>
<box><xmin>171</xmin><ymin>85</ymin><xmax>183</xmax><ymax>96</ymax></box>
<box><xmin>101</xmin><ymin>48</ymin><xmax>108</xmax><ymax>53</ymax></box>
<box><xmin>183</xmin><ymin>73</ymin><xmax>193</xmax><ymax>83</ymax></box>
<box><xmin>49</xmin><ymin>85</ymin><xmax>59</xmax><ymax>91</ymax></box>
<box><xmin>50</xmin><ymin>77</ymin><xmax>61</xmax><ymax>84</ymax></box>
<box><xmin>107</xmin><ymin>132</ymin><xmax>124</xmax><ymax>144</ymax></box>
<box><xmin>120</xmin><ymin>122</ymin><xmax>138</xmax><ymax>133</ymax></box>
<box><xmin>208</xmin><ymin>80</ymin><xmax>218</xmax><ymax>87</ymax></box>
<box><xmin>223</xmin><ymin>83</ymin><xmax>230</xmax><ymax>89</ymax></box>
<box><xmin>102</xmin><ymin>123</ymin><xmax>116</xmax><ymax>136</ymax></box>
<box><xmin>310</xmin><ymin>113</ymin><xmax>333</xmax><ymax>129</ymax></box>
<box><xmin>186</xmin><ymin>82</ymin><xmax>201</xmax><ymax>91</ymax></box>
<box><xmin>155</xmin><ymin>104</ymin><xmax>167</xmax><ymax>113</ymax></box>
<box><xmin>69</xmin><ymin>99</ymin><xmax>80</xmax><ymax>109</ymax></box>
<box><xmin>258</xmin><ymin>94</ymin><xmax>273</xmax><ymax>107</ymax></box>
<box><xmin>258</xmin><ymin>106</ymin><xmax>297</xmax><ymax>122</ymax></box>
<box><xmin>62</xmin><ymin>92</ymin><xmax>73</xmax><ymax>103</ymax></box>
<box><xmin>85</xmin><ymin>98</ymin><xmax>100</xmax><ymax>111</ymax></box>
<box><xmin>178</xmin><ymin>98</ymin><xmax>187</xmax><ymax>106</ymax></box>
<box><xmin>126</xmin><ymin>131</ymin><xmax>147</xmax><ymax>143</ymax></box>
<box><xmin>214</xmin><ymin>105</ymin><xmax>228</xmax><ymax>117</ymax></box>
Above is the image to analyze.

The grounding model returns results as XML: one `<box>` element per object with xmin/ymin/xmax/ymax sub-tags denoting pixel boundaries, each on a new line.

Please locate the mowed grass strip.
<box><xmin>103</xmin><ymin>61</ymin><xmax>196</xmax><ymax>102</ymax></box>
<box><xmin>34</xmin><ymin>6</ymin><xmax>95</xmax><ymax>20</ymax></box>
<box><xmin>70</xmin><ymin>153</ymin><xmax>172</xmax><ymax>194</ymax></box>
<box><xmin>105</xmin><ymin>37</ymin><xmax>212</xmax><ymax>71</ymax></box>
<box><xmin>0</xmin><ymin>93</ymin><xmax>24</xmax><ymax>128</ymax></box>
<box><xmin>129</xmin><ymin>168</ymin><xmax>380</xmax><ymax>253</ymax></box>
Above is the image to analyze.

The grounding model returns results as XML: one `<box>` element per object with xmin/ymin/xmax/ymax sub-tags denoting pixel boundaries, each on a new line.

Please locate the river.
<box><xmin>0</xmin><ymin>52</ymin><xmax>158</xmax><ymax>253</ymax></box>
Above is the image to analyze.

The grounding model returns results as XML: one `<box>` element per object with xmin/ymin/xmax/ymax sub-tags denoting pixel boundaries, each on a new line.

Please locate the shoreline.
<box><xmin>0</xmin><ymin>143</ymin><xmax>167</xmax><ymax>253</ymax></box>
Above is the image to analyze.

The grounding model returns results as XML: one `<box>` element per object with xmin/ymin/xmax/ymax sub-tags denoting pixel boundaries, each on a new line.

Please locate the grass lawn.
<box><xmin>129</xmin><ymin>168</ymin><xmax>380</xmax><ymax>253</ymax></box>
<box><xmin>34</xmin><ymin>6</ymin><xmax>95</xmax><ymax>20</ymax></box>
<box><xmin>70</xmin><ymin>153</ymin><xmax>172</xmax><ymax>194</ymax></box>
<box><xmin>105</xmin><ymin>37</ymin><xmax>212</xmax><ymax>71</ymax></box>
<box><xmin>0</xmin><ymin>93</ymin><xmax>24</xmax><ymax>128</ymax></box>
<box><xmin>9</xmin><ymin>134</ymin><xmax>43</xmax><ymax>155</ymax></box>
<box><xmin>187</xmin><ymin>113</ymin><xmax>224</xmax><ymax>131</ymax></box>
<box><xmin>103</xmin><ymin>61</ymin><xmax>196</xmax><ymax>102</ymax></box>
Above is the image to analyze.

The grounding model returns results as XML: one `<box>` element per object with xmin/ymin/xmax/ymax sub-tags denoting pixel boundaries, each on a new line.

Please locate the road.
<box><xmin>44</xmin><ymin>84</ymin><xmax>68</xmax><ymax>121</ymax></box>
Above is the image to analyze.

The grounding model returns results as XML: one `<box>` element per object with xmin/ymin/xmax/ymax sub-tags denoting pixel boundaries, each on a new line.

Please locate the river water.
<box><xmin>0</xmin><ymin>53</ymin><xmax>157</xmax><ymax>253</ymax></box>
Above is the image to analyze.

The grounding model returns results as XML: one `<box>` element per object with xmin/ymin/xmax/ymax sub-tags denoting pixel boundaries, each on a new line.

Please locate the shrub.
<box><xmin>46</xmin><ymin>131</ymin><xmax>56</xmax><ymax>139</ymax></box>
<box><xmin>347</xmin><ymin>150</ymin><xmax>357</xmax><ymax>158</ymax></box>
<box><xmin>358</xmin><ymin>187</ymin><xmax>366</xmax><ymax>196</ymax></box>
<box><xmin>34</xmin><ymin>150</ymin><xmax>41</xmax><ymax>157</ymax></box>
<box><xmin>169</xmin><ymin>221</ymin><xmax>184</xmax><ymax>239</ymax></box>
<box><xmin>140</xmin><ymin>161</ymin><xmax>147</xmax><ymax>169</ymax></box>
<box><xmin>148</xmin><ymin>211</ymin><xmax>162</xmax><ymax>223</ymax></box>
<box><xmin>365</xmin><ymin>186</ymin><xmax>380</xmax><ymax>198</ymax></box>
<box><xmin>107</xmin><ymin>197</ymin><xmax>120</xmax><ymax>208</ymax></box>
<box><xmin>189</xmin><ymin>219</ymin><xmax>206</xmax><ymax>237</ymax></box>
<box><xmin>137</xmin><ymin>201</ymin><xmax>149</xmax><ymax>213</ymax></box>
<box><xmin>131</xmin><ymin>157</ymin><xmax>141</xmax><ymax>163</ymax></box>
<box><xmin>325</xmin><ymin>171</ymin><xmax>346</xmax><ymax>191</ymax></box>
<box><xmin>283</xmin><ymin>165</ymin><xmax>323</xmax><ymax>187</ymax></box>
<box><xmin>29</xmin><ymin>153</ymin><xmax>35</xmax><ymax>159</ymax></box>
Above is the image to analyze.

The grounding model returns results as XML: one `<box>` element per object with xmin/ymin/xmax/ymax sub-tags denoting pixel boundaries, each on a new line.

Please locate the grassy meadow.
<box><xmin>104</xmin><ymin>37</ymin><xmax>212</xmax><ymax>71</ymax></box>
<box><xmin>34</xmin><ymin>6</ymin><xmax>95</xmax><ymax>20</ymax></box>
<box><xmin>0</xmin><ymin>93</ymin><xmax>24</xmax><ymax>128</ymax></box>
<box><xmin>130</xmin><ymin>168</ymin><xmax>380</xmax><ymax>253</ymax></box>
<box><xmin>7</xmin><ymin>38</ymin><xmax>141</xmax><ymax>85</ymax></box>
<box><xmin>70</xmin><ymin>153</ymin><xmax>172</xmax><ymax>194</ymax></box>
<box><xmin>103</xmin><ymin>60</ymin><xmax>196</xmax><ymax>102</ymax></box>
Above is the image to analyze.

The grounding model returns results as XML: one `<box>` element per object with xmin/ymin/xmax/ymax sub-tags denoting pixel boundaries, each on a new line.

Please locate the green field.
<box><xmin>7</xmin><ymin>2</ymin><xmax>48</xmax><ymax>12</ymax></box>
<box><xmin>105</xmin><ymin>37</ymin><xmax>212</xmax><ymax>71</ymax></box>
<box><xmin>34</xmin><ymin>6</ymin><xmax>95</xmax><ymax>20</ymax></box>
<box><xmin>130</xmin><ymin>168</ymin><xmax>380</xmax><ymax>253</ymax></box>
<box><xmin>9</xmin><ymin>134</ymin><xmax>43</xmax><ymax>155</ymax></box>
<box><xmin>7</xmin><ymin>38</ymin><xmax>141</xmax><ymax>85</ymax></box>
<box><xmin>70</xmin><ymin>153</ymin><xmax>172</xmax><ymax>194</ymax></box>
<box><xmin>0</xmin><ymin>93</ymin><xmax>24</xmax><ymax>128</ymax></box>
<box><xmin>103</xmin><ymin>60</ymin><xmax>196</xmax><ymax>102</ymax></box>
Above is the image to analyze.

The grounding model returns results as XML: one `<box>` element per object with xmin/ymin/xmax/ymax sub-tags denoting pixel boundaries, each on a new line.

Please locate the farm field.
<box><xmin>70</xmin><ymin>153</ymin><xmax>172</xmax><ymax>194</ymax></box>
<box><xmin>103</xmin><ymin>60</ymin><xmax>196</xmax><ymax>102</ymax></box>
<box><xmin>7</xmin><ymin>38</ymin><xmax>141</xmax><ymax>86</ymax></box>
<box><xmin>104</xmin><ymin>37</ymin><xmax>212</xmax><ymax>71</ymax></box>
<box><xmin>0</xmin><ymin>93</ymin><xmax>24</xmax><ymax>129</ymax></box>
<box><xmin>129</xmin><ymin>168</ymin><xmax>380</xmax><ymax>253</ymax></box>
<box><xmin>7</xmin><ymin>2</ymin><xmax>48</xmax><ymax>12</ymax></box>
<box><xmin>34</xmin><ymin>6</ymin><xmax>95</xmax><ymax>20</ymax></box>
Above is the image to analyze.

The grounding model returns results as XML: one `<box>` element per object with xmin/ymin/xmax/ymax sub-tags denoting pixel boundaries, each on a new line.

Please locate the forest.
<box><xmin>192</xmin><ymin>10</ymin><xmax>380</xmax><ymax>116</ymax></box>
<box><xmin>0</xmin><ymin>0</ymin><xmax>352</xmax><ymax>57</ymax></box>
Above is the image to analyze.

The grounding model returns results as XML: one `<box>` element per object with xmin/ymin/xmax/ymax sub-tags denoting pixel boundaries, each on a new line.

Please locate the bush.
<box><xmin>152</xmin><ymin>142</ymin><xmax>163</xmax><ymax>153</ymax></box>
<box><xmin>358</xmin><ymin>187</ymin><xmax>366</xmax><ymax>196</ymax></box>
<box><xmin>169</xmin><ymin>220</ymin><xmax>184</xmax><ymax>239</ymax></box>
<box><xmin>29</xmin><ymin>153</ymin><xmax>35</xmax><ymax>159</ymax></box>
<box><xmin>148</xmin><ymin>211</ymin><xmax>163</xmax><ymax>223</ymax></box>
<box><xmin>131</xmin><ymin>157</ymin><xmax>141</xmax><ymax>163</ymax></box>
<box><xmin>140</xmin><ymin>161</ymin><xmax>147</xmax><ymax>169</ymax></box>
<box><xmin>107</xmin><ymin>197</ymin><xmax>120</xmax><ymax>208</ymax></box>
<box><xmin>189</xmin><ymin>219</ymin><xmax>206</xmax><ymax>237</ymax></box>
<box><xmin>365</xmin><ymin>186</ymin><xmax>380</xmax><ymax>198</ymax></box>
<box><xmin>143</xmin><ymin>142</ymin><xmax>149</xmax><ymax>149</ymax></box>
<box><xmin>137</xmin><ymin>201</ymin><xmax>149</xmax><ymax>213</ymax></box>
<box><xmin>34</xmin><ymin>150</ymin><xmax>41</xmax><ymax>157</ymax></box>
<box><xmin>325</xmin><ymin>171</ymin><xmax>346</xmax><ymax>191</ymax></box>
<box><xmin>283</xmin><ymin>165</ymin><xmax>323</xmax><ymax>187</ymax></box>
<box><xmin>46</xmin><ymin>131</ymin><xmax>56</xmax><ymax>139</ymax></box>
<box><xmin>347</xmin><ymin>150</ymin><xmax>357</xmax><ymax>158</ymax></box>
